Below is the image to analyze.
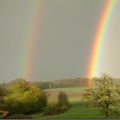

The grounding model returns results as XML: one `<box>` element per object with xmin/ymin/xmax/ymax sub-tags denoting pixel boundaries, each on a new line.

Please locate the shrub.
<box><xmin>57</xmin><ymin>91</ymin><xmax>70</xmax><ymax>109</ymax></box>
<box><xmin>2</xmin><ymin>79</ymin><xmax>47</xmax><ymax>115</ymax></box>
<box><xmin>44</xmin><ymin>102</ymin><xmax>59</xmax><ymax>115</ymax></box>
<box><xmin>82</xmin><ymin>88</ymin><xmax>94</xmax><ymax>107</ymax></box>
<box><xmin>44</xmin><ymin>91</ymin><xmax>70</xmax><ymax>115</ymax></box>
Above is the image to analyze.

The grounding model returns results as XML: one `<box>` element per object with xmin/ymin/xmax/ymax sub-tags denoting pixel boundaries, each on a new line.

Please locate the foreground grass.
<box><xmin>54</xmin><ymin>103</ymin><xmax>104</xmax><ymax>118</ymax></box>
<box><xmin>32</xmin><ymin>102</ymin><xmax>105</xmax><ymax>119</ymax></box>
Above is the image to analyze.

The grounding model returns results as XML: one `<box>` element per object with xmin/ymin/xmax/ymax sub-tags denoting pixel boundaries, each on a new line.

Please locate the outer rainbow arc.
<box><xmin>87</xmin><ymin>0</ymin><xmax>116</xmax><ymax>87</ymax></box>
<box><xmin>23</xmin><ymin>0</ymin><xmax>44</xmax><ymax>81</ymax></box>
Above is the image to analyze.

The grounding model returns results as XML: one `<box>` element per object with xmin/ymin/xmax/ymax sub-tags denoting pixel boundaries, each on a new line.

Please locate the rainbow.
<box><xmin>87</xmin><ymin>0</ymin><xmax>116</xmax><ymax>87</ymax></box>
<box><xmin>21</xmin><ymin>0</ymin><xmax>44</xmax><ymax>80</ymax></box>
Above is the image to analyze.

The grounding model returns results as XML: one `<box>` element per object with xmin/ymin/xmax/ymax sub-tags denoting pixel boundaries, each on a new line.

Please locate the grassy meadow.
<box><xmin>32</xmin><ymin>87</ymin><xmax>105</xmax><ymax>118</ymax></box>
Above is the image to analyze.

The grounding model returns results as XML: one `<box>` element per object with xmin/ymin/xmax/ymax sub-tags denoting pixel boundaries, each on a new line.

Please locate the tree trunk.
<box><xmin>105</xmin><ymin>103</ymin><xmax>109</xmax><ymax>118</ymax></box>
<box><xmin>105</xmin><ymin>109</ymin><xmax>109</xmax><ymax>118</ymax></box>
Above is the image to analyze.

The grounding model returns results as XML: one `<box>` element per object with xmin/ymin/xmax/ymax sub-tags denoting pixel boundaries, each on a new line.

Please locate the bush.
<box><xmin>2</xmin><ymin>79</ymin><xmax>47</xmax><ymax>115</ymax></box>
<box><xmin>57</xmin><ymin>91</ymin><xmax>70</xmax><ymax>109</ymax></box>
<box><xmin>82</xmin><ymin>88</ymin><xmax>94</xmax><ymax>107</ymax></box>
<box><xmin>44</xmin><ymin>91</ymin><xmax>70</xmax><ymax>115</ymax></box>
<box><xmin>44</xmin><ymin>102</ymin><xmax>59</xmax><ymax>115</ymax></box>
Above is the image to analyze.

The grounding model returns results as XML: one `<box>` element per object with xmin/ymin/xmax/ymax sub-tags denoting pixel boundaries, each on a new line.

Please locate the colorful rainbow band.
<box><xmin>87</xmin><ymin>0</ymin><xmax>116</xmax><ymax>87</ymax></box>
<box><xmin>22</xmin><ymin>0</ymin><xmax>44</xmax><ymax>80</ymax></box>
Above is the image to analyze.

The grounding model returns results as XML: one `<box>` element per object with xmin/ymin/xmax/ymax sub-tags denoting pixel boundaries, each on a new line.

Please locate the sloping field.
<box><xmin>32</xmin><ymin>87</ymin><xmax>105</xmax><ymax>118</ymax></box>
<box><xmin>32</xmin><ymin>101</ymin><xmax>104</xmax><ymax>118</ymax></box>
<box><xmin>45</xmin><ymin>87</ymin><xmax>87</xmax><ymax>102</ymax></box>
<box><xmin>45</xmin><ymin>87</ymin><xmax>86</xmax><ymax>97</ymax></box>
<box><xmin>52</xmin><ymin>102</ymin><xmax>104</xmax><ymax>119</ymax></box>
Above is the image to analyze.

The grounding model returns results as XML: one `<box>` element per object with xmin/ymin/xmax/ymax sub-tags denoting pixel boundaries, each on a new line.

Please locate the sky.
<box><xmin>0</xmin><ymin>0</ymin><xmax>119</xmax><ymax>82</ymax></box>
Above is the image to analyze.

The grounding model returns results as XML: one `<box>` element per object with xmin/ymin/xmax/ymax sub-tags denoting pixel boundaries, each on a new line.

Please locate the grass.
<box><xmin>53</xmin><ymin>102</ymin><xmax>105</xmax><ymax>119</ymax></box>
<box><xmin>31</xmin><ymin>86</ymin><xmax>105</xmax><ymax>118</ymax></box>
<box><xmin>32</xmin><ymin>102</ymin><xmax>105</xmax><ymax>119</ymax></box>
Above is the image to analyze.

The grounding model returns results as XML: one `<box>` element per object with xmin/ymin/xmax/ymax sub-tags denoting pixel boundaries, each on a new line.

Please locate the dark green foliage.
<box><xmin>1</xmin><ymin>79</ymin><xmax>47</xmax><ymax>115</ymax></box>
<box><xmin>0</xmin><ymin>86</ymin><xmax>7</xmax><ymax>96</ymax></box>
<box><xmin>57</xmin><ymin>92</ymin><xmax>70</xmax><ymax>106</ymax></box>
<box><xmin>44</xmin><ymin>92</ymin><xmax>70</xmax><ymax>115</ymax></box>
<box><xmin>44</xmin><ymin>102</ymin><xmax>60</xmax><ymax>115</ymax></box>
<box><xmin>0</xmin><ymin>86</ymin><xmax>8</xmax><ymax>109</ymax></box>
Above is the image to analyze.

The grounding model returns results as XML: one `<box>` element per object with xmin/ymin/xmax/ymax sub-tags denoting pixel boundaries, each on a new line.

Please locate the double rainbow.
<box><xmin>21</xmin><ymin>0</ymin><xmax>116</xmax><ymax>85</ymax></box>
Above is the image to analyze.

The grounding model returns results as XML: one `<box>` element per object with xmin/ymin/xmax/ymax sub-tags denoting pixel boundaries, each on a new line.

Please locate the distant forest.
<box><xmin>1</xmin><ymin>77</ymin><xmax>119</xmax><ymax>89</ymax></box>
<box><xmin>33</xmin><ymin>78</ymin><xmax>89</xmax><ymax>89</ymax></box>
<box><xmin>0</xmin><ymin>78</ymin><xmax>88</xmax><ymax>89</ymax></box>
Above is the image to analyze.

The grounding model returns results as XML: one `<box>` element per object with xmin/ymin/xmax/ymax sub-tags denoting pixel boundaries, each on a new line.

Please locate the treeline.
<box><xmin>33</xmin><ymin>77</ymin><xmax>88</xmax><ymax>89</ymax></box>
<box><xmin>0</xmin><ymin>79</ymin><xmax>47</xmax><ymax>118</ymax></box>
<box><xmin>0</xmin><ymin>79</ymin><xmax>71</xmax><ymax>118</ymax></box>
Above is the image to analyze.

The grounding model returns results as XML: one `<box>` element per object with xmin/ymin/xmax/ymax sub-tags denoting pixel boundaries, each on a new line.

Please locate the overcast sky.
<box><xmin>0</xmin><ymin>0</ymin><xmax>119</xmax><ymax>82</ymax></box>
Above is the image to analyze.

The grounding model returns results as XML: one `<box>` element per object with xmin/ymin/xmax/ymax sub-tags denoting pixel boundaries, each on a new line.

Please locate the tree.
<box><xmin>3</xmin><ymin>79</ymin><xmax>47</xmax><ymax>115</ymax></box>
<box><xmin>92</xmin><ymin>74</ymin><xmax>120</xmax><ymax>118</ymax></box>
<box><xmin>44</xmin><ymin>91</ymin><xmax>70</xmax><ymax>115</ymax></box>
<box><xmin>57</xmin><ymin>92</ymin><xmax>70</xmax><ymax>109</ymax></box>
<box><xmin>0</xmin><ymin>86</ymin><xmax>9</xmax><ymax>118</ymax></box>
<box><xmin>0</xmin><ymin>85</ymin><xmax>7</xmax><ymax>108</ymax></box>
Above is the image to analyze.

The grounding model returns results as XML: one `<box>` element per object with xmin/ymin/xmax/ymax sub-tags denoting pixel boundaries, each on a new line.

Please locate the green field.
<box><xmin>32</xmin><ymin>102</ymin><xmax>105</xmax><ymax>119</ymax></box>
<box><xmin>32</xmin><ymin>87</ymin><xmax>105</xmax><ymax>118</ymax></box>
<box><xmin>52</xmin><ymin>103</ymin><xmax>104</xmax><ymax>119</ymax></box>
